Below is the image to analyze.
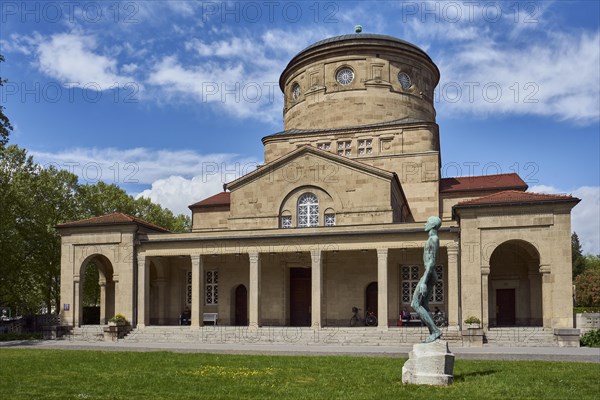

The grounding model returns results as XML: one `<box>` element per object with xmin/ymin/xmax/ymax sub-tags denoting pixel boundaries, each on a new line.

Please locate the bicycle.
<box><xmin>349</xmin><ymin>307</ymin><xmax>378</xmax><ymax>327</ymax></box>
<box><xmin>432</xmin><ymin>312</ymin><xmax>447</xmax><ymax>327</ymax></box>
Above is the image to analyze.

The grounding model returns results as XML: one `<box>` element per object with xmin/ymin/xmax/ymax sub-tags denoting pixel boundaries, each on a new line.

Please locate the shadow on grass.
<box><xmin>453</xmin><ymin>369</ymin><xmax>499</xmax><ymax>382</ymax></box>
<box><xmin>0</xmin><ymin>340</ymin><xmax>44</xmax><ymax>347</ymax></box>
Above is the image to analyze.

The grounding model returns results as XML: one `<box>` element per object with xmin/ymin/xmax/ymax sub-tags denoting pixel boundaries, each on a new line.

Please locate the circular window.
<box><xmin>292</xmin><ymin>83</ymin><xmax>301</xmax><ymax>100</ymax></box>
<box><xmin>398</xmin><ymin>72</ymin><xmax>412</xmax><ymax>90</ymax></box>
<box><xmin>336</xmin><ymin>68</ymin><xmax>354</xmax><ymax>85</ymax></box>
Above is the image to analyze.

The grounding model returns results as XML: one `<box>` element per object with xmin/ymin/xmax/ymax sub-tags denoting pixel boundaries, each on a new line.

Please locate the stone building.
<box><xmin>57</xmin><ymin>34</ymin><xmax>580</xmax><ymax>344</ymax></box>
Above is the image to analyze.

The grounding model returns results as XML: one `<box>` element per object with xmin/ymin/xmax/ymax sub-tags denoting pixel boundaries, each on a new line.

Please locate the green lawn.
<box><xmin>0</xmin><ymin>349</ymin><xmax>598</xmax><ymax>399</ymax></box>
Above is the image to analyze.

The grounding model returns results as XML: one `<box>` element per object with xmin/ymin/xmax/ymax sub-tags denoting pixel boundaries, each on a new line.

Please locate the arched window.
<box><xmin>297</xmin><ymin>193</ymin><xmax>319</xmax><ymax>227</ymax></box>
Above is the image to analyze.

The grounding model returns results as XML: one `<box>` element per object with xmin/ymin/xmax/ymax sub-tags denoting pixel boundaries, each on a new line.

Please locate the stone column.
<box><xmin>191</xmin><ymin>255</ymin><xmax>204</xmax><ymax>327</ymax></box>
<box><xmin>527</xmin><ymin>262</ymin><xmax>542</xmax><ymax>326</ymax></box>
<box><xmin>73</xmin><ymin>276</ymin><xmax>80</xmax><ymax>327</ymax></box>
<box><xmin>155</xmin><ymin>278</ymin><xmax>167</xmax><ymax>325</ymax></box>
<box><xmin>99</xmin><ymin>280</ymin><xmax>107</xmax><ymax>324</ymax></box>
<box><xmin>539</xmin><ymin>264</ymin><xmax>552</xmax><ymax>329</ymax></box>
<box><xmin>481</xmin><ymin>265</ymin><xmax>490</xmax><ymax>330</ymax></box>
<box><xmin>249</xmin><ymin>252</ymin><xmax>261</xmax><ymax>328</ymax></box>
<box><xmin>446</xmin><ymin>244</ymin><xmax>459</xmax><ymax>327</ymax></box>
<box><xmin>311</xmin><ymin>250</ymin><xmax>323</xmax><ymax>328</ymax></box>
<box><xmin>137</xmin><ymin>255</ymin><xmax>150</xmax><ymax>327</ymax></box>
<box><xmin>377</xmin><ymin>248</ymin><xmax>388</xmax><ymax>329</ymax></box>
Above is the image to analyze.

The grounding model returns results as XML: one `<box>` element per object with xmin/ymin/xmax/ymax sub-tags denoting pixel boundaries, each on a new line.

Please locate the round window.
<box><xmin>292</xmin><ymin>83</ymin><xmax>301</xmax><ymax>100</ymax></box>
<box><xmin>336</xmin><ymin>68</ymin><xmax>354</xmax><ymax>85</ymax></box>
<box><xmin>398</xmin><ymin>72</ymin><xmax>412</xmax><ymax>90</ymax></box>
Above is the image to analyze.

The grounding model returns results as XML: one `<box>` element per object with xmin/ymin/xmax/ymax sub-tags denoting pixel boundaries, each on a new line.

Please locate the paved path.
<box><xmin>1</xmin><ymin>340</ymin><xmax>599</xmax><ymax>363</ymax></box>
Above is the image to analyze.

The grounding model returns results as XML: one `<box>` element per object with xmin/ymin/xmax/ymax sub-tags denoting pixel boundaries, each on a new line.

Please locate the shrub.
<box><xmin>464</xmin><ymin>316</ymin><xmax>481</xmax><ymax>325</ymax></box>
<box><xmin>574</xmin><ymin>269</ymin><xmax>600</xmax><ymax>307</ymax></box>
<box><xmin>108</xmin><ymin>314</ymin><xmax>129</xmax><ymax>325</ymax></box>
<box><xmin>0</xmin><ymin>332</ymin><xmax>43</xmax><ymax>341</ymax></box>
<box><xmin>580</xmin><ymin>329</ymin><xmax>600</xmax><ymax>347</ymax></box>
<box><xmin>574</xmin><ymin>306</ymin><xmax>600</xmax><ymax>314</ymax></box>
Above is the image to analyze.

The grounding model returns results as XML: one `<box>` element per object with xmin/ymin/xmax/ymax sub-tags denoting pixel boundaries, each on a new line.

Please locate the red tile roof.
<box><xmin>56</xmin><ymin>212</ymin><xmax>170</xmax><ymax>232</ymax></box>
<box><xmin>440</xmin><ymin>173</ymin><xmax>527</xmax><ymax>193</ymax></box>
<box><xmin>189</xmin><ymin>192</ymin><xmax>231</xmax><ymax>209</ymax></box>
<box><xmin>454</xmin><ymin>190</ymin><xmax>580</xmax><ymax>208</ymax></box>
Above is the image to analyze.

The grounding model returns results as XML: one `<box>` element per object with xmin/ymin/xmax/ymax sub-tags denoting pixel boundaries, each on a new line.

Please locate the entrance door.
<box><xmin>290</xmin><ymin>268</ymin><xmax>311</xmax><ymax>326</ymax></box>
<box><xmin>365</xmin><ymin>282</ymin><xmax>378</xmax><ymax>315</ymax></box>
<box><xmin>234</xmin><ymin>285</ymin><xmax>248</xmax><ymax>326</ymax></box>
<box><xmin>496</xmin><ymin>288</ymin><xmax>516</xmax><ymax>326</ymax></box>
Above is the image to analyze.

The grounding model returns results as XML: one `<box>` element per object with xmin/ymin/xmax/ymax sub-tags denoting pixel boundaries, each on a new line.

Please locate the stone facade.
<box><xmin>57</xmin><ymin>34</ymin><xmax>580</xmax><ymax>345</ymax></box>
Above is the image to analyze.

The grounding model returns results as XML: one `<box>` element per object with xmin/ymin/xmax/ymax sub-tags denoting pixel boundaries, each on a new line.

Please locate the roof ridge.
<box><xmin>441</xmin><ymin>172</ymin><xmax>521</xmax><ymax>179</ymax></box>
<box><xmin>57</xmin><ymin>212</ymin><xmax>169</xmax><ymax>232</ymax></box>
<box><xmin>455</xmin><ymin>190</ymin><xmax>580</xmax><ymax>207</ymax></box>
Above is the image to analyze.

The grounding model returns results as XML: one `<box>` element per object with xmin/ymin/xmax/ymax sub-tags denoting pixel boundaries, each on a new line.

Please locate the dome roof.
<box><xmin>280</xmin><ymin>34</ymin><xmax>437</xmax><ymax>90</ymax></box>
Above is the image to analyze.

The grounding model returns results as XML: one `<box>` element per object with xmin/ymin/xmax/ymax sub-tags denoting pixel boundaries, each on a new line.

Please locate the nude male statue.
<box><xmin>410</xmin><ymin>216</ymin><xmax>442</xmax><ymax>343</ymax></box>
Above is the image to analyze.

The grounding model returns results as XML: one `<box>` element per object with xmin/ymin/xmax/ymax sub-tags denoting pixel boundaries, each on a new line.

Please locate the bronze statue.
<box><xmin>410</xmin><ymin>216</ymin><xmax>442</xmax><ymax>343</ymax></box>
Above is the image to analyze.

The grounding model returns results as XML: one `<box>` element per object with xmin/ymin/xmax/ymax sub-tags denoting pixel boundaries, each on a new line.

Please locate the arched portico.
<box><xmin>77</xmin><ymin>254</ymin><xmax>116</xmax><ymax>326</ymax></box>
<box><xmin>487</xmin><ymin>240</ymin><xmax>542</xmax><ymax>327</ymax></box>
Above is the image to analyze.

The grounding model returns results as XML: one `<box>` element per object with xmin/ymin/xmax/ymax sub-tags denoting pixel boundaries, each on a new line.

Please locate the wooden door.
<box><xmin>366</xmin><ymin>282</ymin><xmax>378</xmax><ymax>315</ymax></box>
<box><xmin>234</xmin><ymin>285</ymin><xmax>248</xmax><ymax>326</ymax></box>
<box><xmin>496</xmin><ymin>288</ymin><xmax>516</xmax><ymax>326</ymax></box>
<box><xmin>290</xmin><ymin>268</ymin><xmax>311</xmax><ymax>326</ymax></box>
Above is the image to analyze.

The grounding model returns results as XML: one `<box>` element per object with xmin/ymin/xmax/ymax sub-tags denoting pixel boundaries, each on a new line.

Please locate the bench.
<box><xmin>179</xmin><ymin>313</ymin><xmax>218</xmax><ymax>326</ymax></box>
<box><xmin>203</xmin><ymin>313</ymin><xmax>218</xmax><ymax>326</ymax></box>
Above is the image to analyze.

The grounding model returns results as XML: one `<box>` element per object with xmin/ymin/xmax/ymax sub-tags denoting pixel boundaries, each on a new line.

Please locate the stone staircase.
<box><xmin>60</xmin><ymin>325</ymin><xmax>556</xmax><ymax>347</ymax></box>
<box><xmin>484</xmin><ymin>327</ymin><xmax>556</xmax><ymax>347</ymax></box>
<box><xmin>115</xmin><ymin>325</ymin><xmax>463</xmax><ymax>346</ymax></box>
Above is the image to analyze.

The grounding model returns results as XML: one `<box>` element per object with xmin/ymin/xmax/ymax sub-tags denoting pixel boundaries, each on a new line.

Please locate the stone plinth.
<box><xmin>554</xmin><ymin>328</ymin><xmax>581</xmax><ymax>347</ymax></box>
<box><xmin>462</xmin><ymin>327</ymin><xmax>484</xmax><ymax>347</ymax></box>
<box><xmin>402</xmin><ymin>340</ymin><xmax>454</xmax><ymax>386</ymax></box>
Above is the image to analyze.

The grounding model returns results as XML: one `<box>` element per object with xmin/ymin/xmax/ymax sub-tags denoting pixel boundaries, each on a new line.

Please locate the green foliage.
<box><xmin>580</xmin><ymin>329</ymin><xmax>600</xmax><ymax>347</ymax></box>
<box><xmin>108</xmin><ymin>314</ymin><xmax>129</xmax><ymax>325</ymax></box>
<box><xmin>0</xmin><ymin>144</ymin><xmax>190</xmax><ymax>316</ymax></box>
<box><xmin>0</xmin><ymin>350</ymin><xmax>599</xmax><ymax>399</ymax></box>
<box><xmin>77</xmin><ymin>182</ymin><xmax>190</xmax><ymax>232</ymax></box>
<box><xmin>82</xmin><ymin>262</ymin><xmax>100</xmax><ymax>307</ymax></box>
<box><xmin>464</xmin><ymin>316</ymin><xmax>481</xmax><ymax>324</ymax></box>
<box><xmin>574</xmin><ymin>306</ymin><xmax>600</xmax><ymax>314</ymax></box>
<box><xmin>0</xmin><ymin>332</ymin><xmax>42</xmax><ymax>341</ymax></box>
<box><xmin>571</xmin><ymin>232</ymin><xmax>586</xmax><ymax>278</ymax></box>
<box><xmin>574</xmin><ymin>268</ymin><xmax>600</xmax><ymax>307</ymax></box>
<box><xmin>0</xmin><ymin>54</ymin><xmax>13</xmax><ymax>148</ymax></box>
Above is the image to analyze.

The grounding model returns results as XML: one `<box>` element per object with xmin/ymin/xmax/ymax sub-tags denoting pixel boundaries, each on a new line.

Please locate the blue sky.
<box><xmin>1</xmin><ymin>1</ymin><xmax>599</xmax><ymax>253</ymax></box>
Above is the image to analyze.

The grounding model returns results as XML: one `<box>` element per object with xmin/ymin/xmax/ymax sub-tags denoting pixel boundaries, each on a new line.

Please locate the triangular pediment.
<box><xmin>226</xmin><ymin>145</ymin><xmax>397</xmax><ymax>191</ymax></box>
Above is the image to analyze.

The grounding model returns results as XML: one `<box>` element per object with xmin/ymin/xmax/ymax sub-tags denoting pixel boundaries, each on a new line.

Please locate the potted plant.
<box><xmin>108</xmin><ymin>314</ymin><xmax>129</xmax><ymax>327</ymax></box>
<box><xmin>464</xmin><ymin>316</ymin><xmax>481</xmax><ymax>329</ymax></box>
<box><xmin>462</xmin><ymin>316</ymin><xmax>484</xmax><ymax>347</ymax></box>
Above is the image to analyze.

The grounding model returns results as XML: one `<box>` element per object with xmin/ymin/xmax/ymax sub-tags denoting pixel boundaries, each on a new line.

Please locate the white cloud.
<box><xmin>530</xmin><ymin>185</ymin><xmax>600</xmax><ymax>255</ymax></box>
<box><xmin>36</xmin><ymin>32</ymin><xmax>137</xmax><ymax>90</ymax></box>
<box><xmin>31</xmin><ymin>147</ymin><xmax>259</xmax><ymax>215</ymax></box>
<box><xmin>147</xmin><ymin>28</ymin><xmax>332</xmax><ymax>123</ymax></box>
<box><xmin>136</xmin><ymin>175</ymin><xmax>225</xmax><ymax>216</ymax></box>
<box><xmin>435</xmin><ymin>31</ymin><xmax>600</xmax><ymax>123</ymax></box>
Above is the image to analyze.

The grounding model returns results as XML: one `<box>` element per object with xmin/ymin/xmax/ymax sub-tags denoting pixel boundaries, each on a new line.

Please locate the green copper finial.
<box><xmin>354</xmin><ymin>25</ymin><xmax>362</xmax><ymax>33</ymax></box>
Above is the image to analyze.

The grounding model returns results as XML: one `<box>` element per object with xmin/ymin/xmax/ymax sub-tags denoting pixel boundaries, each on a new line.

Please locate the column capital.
<box><xmin>248</xmin><ymin>252</ymin><xmax>260</xmax><ymax>263</ymax></box>
<box><xmin>539</xmin><ymin>264</ymin><xmax>551</xmax><ymax>275</ymax></box>
<box><xmin>447</xmin><ymin>242</ymin><xmax>459</xmax><ymax>255</ymax></box>
<box><xmin>481</xmin><ymin>265</ymin><xmax>490</xmax><ymax>276</ymax></box>
<box><xmin>190</xmin><ymin>254</ymin><xmax>201</xmax><ymax>265</ymax></box>
<box><xmin>376</xmin><ymin>248</ymin><xmax>388</xmax><ymax>259</ymax></box>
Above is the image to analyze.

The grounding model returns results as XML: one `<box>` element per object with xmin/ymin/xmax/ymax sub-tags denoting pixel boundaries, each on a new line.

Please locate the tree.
<box><xmin>0</xmin><ymin>54</ymin><xmax>13</xmax><ymax>148</ymax></box>
<box><xmin>571</xmin><ymin>232</ymin><xmax>586</xmax><ymax>278</ymax></box>
<box><xmin>1</xmin><ymin>145</ymin><xmax>190</xmax><ymax>316</ymax></box>
<box><xmin>574</xmin><ymin>268</ymin><xmax>600</xmax><ymax>307</ymax></box>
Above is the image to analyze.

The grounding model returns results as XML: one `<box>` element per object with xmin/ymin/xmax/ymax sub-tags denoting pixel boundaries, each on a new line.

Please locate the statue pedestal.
<box><xmin>402</xmin><ymin>340</ymin><xmax>454</xmax><ymax>386</ymax></box>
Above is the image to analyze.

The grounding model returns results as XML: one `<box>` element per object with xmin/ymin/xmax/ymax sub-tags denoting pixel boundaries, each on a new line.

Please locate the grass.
<box><xmin>0</xmin><ymin>349</ymin><xmax>598</xmax><ymax>399</ymax></box>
